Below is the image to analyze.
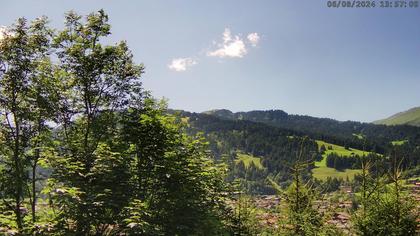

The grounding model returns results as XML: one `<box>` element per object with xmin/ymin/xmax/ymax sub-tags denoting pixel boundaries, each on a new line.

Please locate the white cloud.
<box><xmin>168</xmin><ymin>57</ymin><xmax>197</xmax><ymax>72</ymax></box>
<box><xmin>207</xmin><ymin>28</ymin><xmax>260</xmax><ymax>58</ymax></box>
<box><xmin>222</xmin><ymin>28</ymin><xmax>232</xmax><ymax>43</ymax></box>
<box><xmin>247</xmin><ymin>32</ymin><xmax>260</xmax><ymax>47</ymax></box>
<box><xmin>167</xmin><ymin>28</ymin><xmax>260</xmax><ymax>70</ymax></box>
<box><xmin>207</xmin><ymin>28</ymin><xmax>247</xmax><ymax>58</ymax></box>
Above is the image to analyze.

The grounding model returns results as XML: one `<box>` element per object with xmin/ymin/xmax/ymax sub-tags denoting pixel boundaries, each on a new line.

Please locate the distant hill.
<box><xmin>203</xmin><ymin>109</ymin><xmax>420</xmax><ymax>153</ymax></box>
<box><xmin>373</xmin><ymin>107</ymin><xmax>420</xmax><ymax>127</ymax></box>
<box><xmin>171</xmin><ymin>109</ymin><xmax>420</xmax><ymax>194</ymax></box>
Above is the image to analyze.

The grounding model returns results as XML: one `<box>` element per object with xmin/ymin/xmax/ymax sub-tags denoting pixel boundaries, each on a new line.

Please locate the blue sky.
<box><xmin>1</xmin><ymin>1</ymin><xmax>419</xmax><ymax>122</ymax></box>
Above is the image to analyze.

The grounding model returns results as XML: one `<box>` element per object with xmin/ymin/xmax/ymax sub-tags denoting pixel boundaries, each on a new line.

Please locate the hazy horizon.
<box><xmin>172</xmin><ymin>106</ymin><xmax>420</xmax><ymax>123</ymax></box>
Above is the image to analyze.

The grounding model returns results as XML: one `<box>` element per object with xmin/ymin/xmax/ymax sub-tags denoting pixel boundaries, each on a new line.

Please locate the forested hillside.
<box><xmin>174</xmin><ymin>110</ymin><xmax>420</xmax><ymax>234</ymax></box>
<box><xmin>175</xmin><ymin>110</ymin><xmax>322</xmax><ymax>194</ymax></box>
<box><xmin>175</xmin><ymin>109</ymin><xmax>420</xmax><ymax>190</ymax></box>
<box><xmin>205</xmin><ymin>109</ymin><xmax>420</xmax><ymax>153</ymax></box>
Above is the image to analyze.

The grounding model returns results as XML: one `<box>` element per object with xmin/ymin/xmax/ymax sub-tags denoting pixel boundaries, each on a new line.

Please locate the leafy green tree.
<box><xmin>48</xmin><ymin>10</ymin><xmax>143</xmax><ymax>234</ymax></box>
<box><xmin>25</xmin><ymin>17</ymin><xmax>58</xmax><ymax>225</ymax></box>
<box><xmin>0</xmin><ymin>16</ymin><xmax>55</xmax><ymax>232</ymax></box>
<box><xmin>1</xmin><ymin>10</ymin><xmax>231</xmax><ymax>235</ymax></box>
<box><xmin>121</xmin><ymin>99</ymin><xmax>229</xmax><ymax>235</ymax></box>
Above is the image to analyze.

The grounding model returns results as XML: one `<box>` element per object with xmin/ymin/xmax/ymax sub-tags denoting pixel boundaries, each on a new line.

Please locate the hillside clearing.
<box><xmin>235</xmin><ymin>152</ymin><xmax>263</xmax><ymax>170</ymax></box>
<box><xmin>312</xmin><ymin>167</ymin><xmax>361</xmax><ymax>181</ymax></box>
<box><xmin>313</xmin><ymin>140</ymin><xmax>369</xmax><ymax>180</ymax></box>
<box><xmin>391</xmin><ymin>140</ymin><xmax>408</xmax><ymax>146</ymax></box>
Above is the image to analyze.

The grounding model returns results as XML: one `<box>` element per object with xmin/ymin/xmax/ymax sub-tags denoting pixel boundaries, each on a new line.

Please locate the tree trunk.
<box><xmin>31</xmin><ymin>160</ymin><xmax>37</xmax><ymax>223</ymax></box>
<box><xmin>13</xmin><ymin>126</ymin><xmax>23</xmax><ymax>230</ymax></box>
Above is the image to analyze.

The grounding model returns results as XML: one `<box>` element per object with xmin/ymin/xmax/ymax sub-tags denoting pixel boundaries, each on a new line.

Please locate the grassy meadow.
<box><xmin>312</xmin><ymin>140</ymin><xmax>369</xmax><ymax>180</ymax></box>
<box><xmin>235</xmin><ymin>152</ymin><xmax>263</xmax><ymax>170</ymax></box>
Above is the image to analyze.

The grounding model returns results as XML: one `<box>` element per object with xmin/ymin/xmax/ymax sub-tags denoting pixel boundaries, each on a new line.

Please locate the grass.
<box><xmin>391</xmin><ymin>140</ymin><xmax>408</xmax><ymax>146</ymax></box>
<box><xmin>235</xmin><ymin>152</ymin><xmax>263</xmax><ymax>170</ymax></box>
<box><xmin>313</xmin><ymin>140</ymin><xmax>369</xmax><ymax>181</ymax></box>
<box><xmin>315</xmin><ymin>140</ymin><xmax>368</xmax><ymax>157</ymax></box>
<box><xmin>352</xmin><ymin>133</ymin><xmax>364</xmax><ymax>140</ymax></box>
<box><xmin>312</xmin><ymin>167</ymin><xmax>361</xmax><ymax>181</ymax></box>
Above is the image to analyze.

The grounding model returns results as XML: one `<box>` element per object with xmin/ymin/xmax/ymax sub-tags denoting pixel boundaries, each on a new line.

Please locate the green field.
<box><xmin>352</xmin><ymin>133</ymin><xmax>364</xmax><ymax>140</ymax></box>
<box><xmin>312</xmin><ymin>140</ymin><xmax>369</xmax><ymax>180</ymax></box>
<box><xmin>312</xmin><ymin>167</ymin><xmax>361</xmax><ymax>181</ymax></box>
<box><xmin>235</xmin><ymin>152</ymin><xmax>263</xmax><ymax>170</ymax></box>
<box><xmin>391</xmin><ymin>140</ymin><xmax>408</xmax><ymax>146</ymax></box>
<box><xmin>315</xmin><ymin>140</ymin><xmax>368</xmax><ymax>158</ymax></box>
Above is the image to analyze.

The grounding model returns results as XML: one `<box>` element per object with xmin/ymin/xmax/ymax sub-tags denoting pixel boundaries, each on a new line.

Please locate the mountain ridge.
<box><xmin>173</xmin><ymin>108</ymin><xmax>420</xmax><ymax>194</ymax></box>
<box><xmin>198</xmin><ymin>108</ymin><xmax>420</xmax><ymax>153</ymax></box>
<box><xmin>373</xmin><ymin>107</ymin><xmax>420</xmax><ymax>127</ymax></box>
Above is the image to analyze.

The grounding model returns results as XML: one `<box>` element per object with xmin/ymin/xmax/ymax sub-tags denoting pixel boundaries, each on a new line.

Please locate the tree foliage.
<box><xmin>352</xmin><ymin>154</ymin><xmax>419</xmax><ymax>235</ymax></box>
<box><xmin>0</xmin><ymin>10</ymin><xmax>230</xmax><ymax>235</ymax></box>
